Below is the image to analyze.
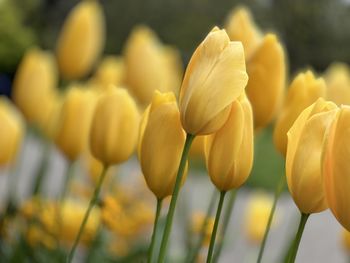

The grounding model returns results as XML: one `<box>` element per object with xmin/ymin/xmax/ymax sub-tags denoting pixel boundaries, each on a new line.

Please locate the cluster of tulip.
<box><xmin>1</xmin><ymin>1</ymin><xmax>350</xmax><ymax>262</ymax></box>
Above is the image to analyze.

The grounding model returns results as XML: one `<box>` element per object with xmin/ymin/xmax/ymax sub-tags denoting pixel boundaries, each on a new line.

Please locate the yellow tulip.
<box><xmin>55</xmin><ymin>86</ymin><xmax>97</xmax><ymax>161</ymax></box>
<box><xmin>244</xmin><ymin>193</ymin><xmax>276</xmax><ymax>243</ymax></box>
<box><xmin>189</xmin><ymin>136</ymin><xmax>206</xmax><ymax>161</ymax></box>
<box><xmin>205</xmin><ymin>93</ymin><xmax>254</xmax><ymax>191</ymax></box>
<box><xmin>324</xmin><ymin>63</ymin><xmax>350</xmax><ymax>105</ymax></box>
<box><xmin>274</xmin><ymin>70</ymin><xmax>326</xmax><ymax>156</ymax></box>
<box><xmin>91</xmin><ymin>56</ymin><xmax>125</xmax><ymax>90</ymax></box>
<box><xmin>286</xmin><ymin>98</ymin><xmax>337</xmax><ymax>214</ymax></box>
<box><xmin>124</xmin><ymin>25</ymin><xmax>182</xmax><ymax>105</ymax></box>
<box><xmin>56</xmin><ymin>0</ymin><xmax>105</xmax><ymax>79</ymax></box>
<box><xmin>323</xmin><ymin>105</ymin><xmax>350</xmax><ymax>231</ymax></box>
<box><xmin>12</xmin><ymin>48</ymin><xmax>58</xmax><ymax>127</ymax></box>
<box><xmin>179</xmin><ymin>27</ymin><xmax>248</xmax><ymax>135</ymax></box>
<box><xmin>191</xmin><ymin>211</ymin><xmax>215</xmax><ymax>246</ymax></box>
<box><xmin>90</xmin><ymin>87</ymin><xmax>139</xmax><ymax>165</ymax></box>
<box><xmin>246</xmin><ymin>33</ymin><xmax>286</xmax><ymax>130</ymax></box>
<box><xmin>138</xmin><ymin>91</ymin><xmax>186</xmax><ymax>199</ymax></box>
<box><xmin>225</xmin><ymin>6</ymin><xmax>262</xmax><ymax>59</ymax></box>
<box><xmin>0</xmin><ymin>97</ymin><xmax>24</xmax><ymax>166</ymax></box>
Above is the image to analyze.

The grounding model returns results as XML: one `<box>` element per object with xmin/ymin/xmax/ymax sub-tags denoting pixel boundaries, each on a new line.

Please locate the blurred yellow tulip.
<box><xmin>91</xmin><ymin>56</ymin><xmax>125</xmax><ymax>90</ymax></box>
<box><xmin>138</xmin><ymin>91</ymin><xmax>186</xmax><ymax>199</ymax></box>
<box><xmin>124</xmin><ymin>25</ymin><xmax>182</xmax><ymax>105</ymax></box>
<box><xmin>205</xmin><ymin>93</ymin><xmax>254</xmax><ymax>191</ymax></box>
<box><xmin>180</xmin><ymin>27</ymin><xmax>248</xmax><ymax>135</ymax></box>
<box><xmin>324</xmin><ymin>63</ymin><xmax>350</xmax><ymax>105</ymax></box>
<box><xmin>13</xmin><ymin>48</ymin><xmax>58</xmax><ymax>128</ymax></box>
<box><xmin>0</xmin><ymin>97</ymin><xmax>24</xmax><ymax>166</ymax></box>
<box><xmin>274</xmin><ymin>70</ymin><xmax>326</xmax><ymax>156</ymax></box>
<box><xmin>191</xmin><ymin>211</ymin><xmax>215</xmax><ymax>247</ymax></box>
<box><xmin>189</xmin><ymin>136</ymin><xmax>206</xmax><ymax>161</ymax></box>
<box><xmin>244</xmin><ymin>193</ymin><xmax>276</xmax><ymax>243</ymax></box>
<box><xmin>90</xmin><ymin>87</ymin><xmax>139</xmax><ymax>165</ymax></box>
<box><xmin>225</xmin><ymin>6</ymin><xmax>262</xmax><ymax>59</ymax></box>
<box><xmin>286</xmin><ymin>98</ymin><xmax>337</xmax><ymax>214</ymax></box>
<box><xmin>323</xmin><ymin>105</ymin><xmax>350</xmax><ymax>231</ymax></box>
<box><xmin>246</xmin><ymin>34</ymin><xmax>286</xmax><ymax>130</ymax></box>
<box><xmin>56</xmin><ymin>0</ymin><xmax>105</xmax><ymax>79</ymax></box>
<box><xmin>55</xmin><ymin>86</ymin><xmax>97</xmax><ymax>161</ymax></box>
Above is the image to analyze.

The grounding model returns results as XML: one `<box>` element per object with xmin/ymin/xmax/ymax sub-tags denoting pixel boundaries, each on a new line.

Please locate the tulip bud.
<box><xmin>56</xmin><ymin>0</ymin><xmax>105</xmax><ymax>79</ymax></box>
<box><xmin>225</xmin><ymin>6</ymin><xmax>262</xmax><ymax>59</ymax></box>
<box><xmin>0</xmin><ymin>97</ymin><xmax>24</xmax><ymax>166</ymax></box>
<box><xmin>246</xmin><ymin>34</ymin><xmax>286</xmax><ymax>130</ymax></box>
<box><xmin>91</xmin><ymin>56</ymin><xmax>125</xmax><ymax>90</ymax></box>
<box><xmin>124</xmin><ymin>26</ymin><xmax>182</xmax><ymax>105</ymax></box>
<box><xmin>55</xmin><ymin>86</ymin><xmax>97</xmax><ymax>161</ymax></box>
<box><xmin>274</xmin><ymin>70</ymin><xmax>326</xmax><ymax>156</ymax></box>
<box><xmin>90</xmin><ymin>87</ymin><xmax>139</xmax><ymax>165</ymax></box>
<box><xmin>244</xmin><ymin>193</ymin><xmax>276</xmax><ymax>243</ymax></box>
<box><xmin>205</xmin><ymin>93</ymin><xmax>254</xmax><ymax>191</ymax></box>
<box><xmin>180</xmin><ymin>27</ymin><xmax>248</xmax><ymax>135</ymax></box>
<box><xmin>138</xmin><ymin>91</ymin><xmax>187</xmax><ymax>199</ymax></box>
<box><xmin>286</xmin><ymin>98</ymin><xmax>337</xmax><ymax>214</ymax></box>
<box><xmin>13</xmin><ymin>48</ymin><xmax>58</xmax><ymax>127</ymax></box>
<box><xmin>324</xmin><ymin>63</ymin><xmax>350</xmax><ymax>105</ymax></box>
<box><xmin>323</xmin><ymin>105</ymin><xmax>350</xmax><ymax>231</ymax></box>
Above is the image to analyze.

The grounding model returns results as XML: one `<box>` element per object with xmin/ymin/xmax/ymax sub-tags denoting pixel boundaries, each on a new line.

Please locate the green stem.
<box><xmin>66</xmin><ymin>165</ymin><xmax>109</xmax><ymax>263</ymax></box>
<box><xmin>157</xmin><ymin>133</ymin><xmax>195</xmax><ymax>263</ymax></box>
<box><xmin>257</xmin><ymin>176</ymin><xmax>285</xmax><ymax>263</ymax></box>
<box><xmin>148</xmin><ymin>198</ymin><xmax>163</xmax><ymax>263</ymax></box>
<box><xmin>288</xmin><ymin>213</ymin><xmax>310</xmax><ymax>263</ymax></box>
<box><xmin>212</xmin><ymin>189</ymin><xmax>236</xmax><ymax>263</ymax></box>
<box><xmin>206</xmin><ymin>191</ymin><xmax>226</xmax><ymax>263</ymax></box>
<box><xmin>31</xmin><ymin>141</ymin><xmax>50</xmax><ymax>196</ymax></box>
<box><xmin>186</xmin><ymin>188</ymin><xmax>218</xmax><ymax>263</ymax></box>
<box><xmin>60</xmin><ymin>161</ymin><xmax>75</xmax><ymax>202</ymax></box>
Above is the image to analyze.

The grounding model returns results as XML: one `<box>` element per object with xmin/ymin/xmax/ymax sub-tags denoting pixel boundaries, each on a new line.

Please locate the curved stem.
<box><xmin>257</xmin><ymin>176</ymin><xmax>285</xmax><ymax>263</ymax></box>
<box><xmin>157</xmin><ymin>133</ymin><xmax>195</xmax><ymax>263</ymax></box>
<box><xmin>66</xmin><ymin>165</ymin><xmax>109</xmax><ymax>263</ymax></box>
<box><xmin>148</xmin><ymin>198</ymin><xmax>163</xmax><ymax>263</ymax></box>
<box><xmin>186</xmin><ymin>189</ymin><xmax>218</xmax><ymax>263</ymax></box>
<box><xmin>60</xmin><ymin>161</ymin><xmax>75</xmax><ymax>202</ymax></box>
<box><xmin>206</xmin><ymin>191</ymin><xmax>226</xmax><ymax>263</ymax></box>
<box><xmin>288</xmin><ymin>213</ymin><xmax>309</xmax><ymax>263</ymax></box>
<box><xmin>212</xmin><ymin>189</ymin><xmax>236</xmax><ymax>263</ymax></box>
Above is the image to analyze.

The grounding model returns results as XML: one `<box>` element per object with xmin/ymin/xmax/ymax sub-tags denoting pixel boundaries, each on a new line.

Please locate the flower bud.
<box><xmin>324</xmin><ymin>63</ymin><xmax>350</xmax><ymax>105</ymax></box>
<box><xmin>180</xmin><ymin>27</ymin><xmax>248</xmax><ymax>135</ymax></box>
<box><xmin>0</xmin><ymin>97</ymin><xmax>24</xmax><ymax>166</ymax></box>
<box><xmin>56</xmin><ymin>0</ymin><xmax>105</xmax><ymax>79</ymax></box>
<box><xmin>55</xmin><ymin>86</ymin><xmax>97</xmax><ymax>161</ymax></box>
<box><xmin>274</xmin><ymin>70</ymin><xmax>326</xmax><ymax>156</ymax></box>
<box><xmin>205</xmin><ymin>93</ymin><xmax>253</xmax><ymax>191</ymax></box>
<box><xmin>323</xmin><ymin>105</ymin><xmax>350</xmax><ymax>231</ymax></box>
<box><xmin>13</xmin><ymin>48</ymin><xmax>58</xmax><ymax>127</ymax></box>
<box><xmin>90</xmin><ymin>87</ymin><xmax>139</xmax><ymax>165</ymax></box>
<box><xmin>286</xmin><ymin>98</ymin><xmax>337</xmax><ymax>214</ymax></box>
<box><xmin>246</xmin><ymin>34</ymin><xmax>286</xmax><ymax>130</ymax></box>
<box><xmin>138</xmin><ymin>91</ymin><xmax>187</xmax><ymax>199</ymax></box>
<box><xmin>124</xmin><ymin>26</ymin><xmax>182</xmax><ymax>105</ymax></box>
<box><xmin>225</xmin><ymin>6</ymin><xmax>262</xmax><ymax>59</ymax></box>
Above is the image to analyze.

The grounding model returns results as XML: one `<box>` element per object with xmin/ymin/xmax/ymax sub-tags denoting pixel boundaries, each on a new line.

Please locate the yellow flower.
<box><xmin>246</xmin><ymin>34</ymin><xmax>286</xmax><ymax>130</ymax></box>
<box><xmin>225</xmin><ymin>6</ymin><xmax>262</xmax><ymax>59</ymax></box>
<box><xmin>179</xmin><ymin>27</ymin><xmax>248</xmax><ymax>135</ymax></box>
<box><xmin>274</xmin><ymin>70</ymin><xmax>326</xmax><ymax>156</ymax></box>
<box><xmin>56</xmin><ymin>0</ymin><xmax>105</xmax><ymax>79</ymax></box>
<box><xmin>324</xmin><ymin>62</ymin><xmax>350</xmax><ymax>105</ymax></box>
<box><xmin>55</xmin><ymin>86</ymin><xmax>97</xmax><ymax>161</ymax></box>
<box><xmin>244</xmin><ymin>193</ymin><xmax>276</xmax><ymax>243</ymax></box>
<box><xmin>90</xmin><ymin>87</ymin><xmax>139</xmax><ymax>165</ymax></box>
<box><xmin>138</xmin><ymin>91</ymin><xmax>187</xmax><ymax>199</ymax></box>
<box><xmin>191</xmin><ymin>211</ymin><xmax>215</xmax><ymax>246</ymax></box>
<box><xmin>189</xmin><ymin>136</ymin><xmax>206</xmax><ymax>161</ymax></box>
<box><xmin>91</xmin><ymin>56</ymin><xmax>125</xmax><ymax>90</ymax></box>
<box><xmin>205</xmin><ymin>93</ymin><xmax>254</xmax><ymax>191</ymax></box>
<box><xmin>12</xmin><ymin>48</ymin><xmax>58</xmax><ymax>128</ymax></box>
<box><xmin>323</xmin><ymin>105</ymin><xmax>350</xmax><ymax>231</ymax></box>
<box><xmin>286</xmin><ymin>98</ymin><xmax>337</xmax><ymax>214</ymax></box>
<box><xmin>124</xmin><ymin>25</ymin><xmax>182</xmax><ymax>105</ymax></box>
<box><xmin>0</xmin><ymin>97</ymin><xmax>24</xmax><ymax>166</ymax></box>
